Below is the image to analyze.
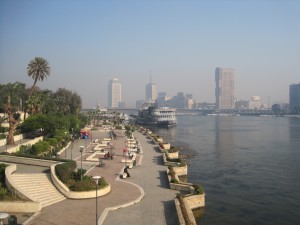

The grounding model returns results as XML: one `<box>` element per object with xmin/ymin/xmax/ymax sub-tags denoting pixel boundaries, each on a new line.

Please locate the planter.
<box><xmin>167</xmin><ymin>151</ymin><xmax>179</xmax><ymax>159</ymax></box>
<box><xmin>50</xmin><ymin>164</ymin><xmax>111</xmax><ymax>199</ymax></box>
<box><xmin>161</xmin><ymin>143</ymin><xmax>171</xmax><ymax>150</ymax></box>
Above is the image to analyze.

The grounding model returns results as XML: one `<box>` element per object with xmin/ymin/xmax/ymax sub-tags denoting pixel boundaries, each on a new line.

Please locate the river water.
<box><xmin>151</xmin><ymin>116</ymin><xmax>300</xmax><ymax>225</ymax></box>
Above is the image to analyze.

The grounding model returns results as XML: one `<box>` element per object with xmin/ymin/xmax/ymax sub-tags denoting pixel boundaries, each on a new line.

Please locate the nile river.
<box><xmin>151</xmin><ymin>116</ymin><xmax>300</xmax><ymax>225</ymax></box>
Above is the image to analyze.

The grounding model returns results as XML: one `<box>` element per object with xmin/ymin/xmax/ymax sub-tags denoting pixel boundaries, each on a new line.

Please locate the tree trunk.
<box><xmin>6</xmin><ymin>95</ymin><xmax>18</xmax><ymax>145</ymax></box>
<box><xmin>8</xmin><ymin>116</ymin><xmax>16</xmax><ymax>145</ymax></box>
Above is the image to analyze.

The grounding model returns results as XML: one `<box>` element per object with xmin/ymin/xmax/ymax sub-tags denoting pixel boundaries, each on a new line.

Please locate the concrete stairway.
<box><xmin>11</xmin><ymin>173</ymin><xmax>66</xmax><ymax>207</ymax></box>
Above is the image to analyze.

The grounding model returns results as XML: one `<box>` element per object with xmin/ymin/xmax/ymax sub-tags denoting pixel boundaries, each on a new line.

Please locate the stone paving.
<box><xmin>1</xmin><ymin>129</ymin><xmax>180</xmax><ymax>225</ymax></box>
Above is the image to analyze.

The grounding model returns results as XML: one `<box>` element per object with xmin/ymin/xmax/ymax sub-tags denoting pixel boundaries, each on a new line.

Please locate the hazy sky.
<box><xmin>1</xmin><ymin>0</ymin><xmax>299</xmax><ymax>108</ymax></box>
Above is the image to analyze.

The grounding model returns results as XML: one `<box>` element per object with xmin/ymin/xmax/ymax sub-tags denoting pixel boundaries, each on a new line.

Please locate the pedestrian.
<box><xmin>124</xmin><ymin>166</ymin><xmax>130</xmax><ymax>177</ymax></box>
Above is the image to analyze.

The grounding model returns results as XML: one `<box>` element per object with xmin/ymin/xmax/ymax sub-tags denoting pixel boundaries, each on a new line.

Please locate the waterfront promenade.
<box><xmin>1</xmin><ymin>129</ymin><xmax>180</xmax><ymax>225</ymax></box>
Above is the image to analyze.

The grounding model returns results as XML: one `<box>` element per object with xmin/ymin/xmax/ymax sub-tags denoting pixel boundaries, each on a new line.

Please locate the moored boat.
<box><xmin>136</xmin><ymin>104</ymin><xmax>177</xmax><ymax>127</ymax></box>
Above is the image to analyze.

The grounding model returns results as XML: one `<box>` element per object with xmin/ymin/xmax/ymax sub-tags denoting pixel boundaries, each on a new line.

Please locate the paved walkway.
<box><xmin>2</xmin><ymin>129</ymin><xmax>179</xmax><ymax>225</ymax></box>
<box><xmin>102</xmin><ymin>132</ymin><xmax>180</xmax><ymax>225</ymax></box>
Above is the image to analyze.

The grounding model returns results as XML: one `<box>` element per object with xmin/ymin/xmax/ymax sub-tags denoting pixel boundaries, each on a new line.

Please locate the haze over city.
<box><xmin>1</xmin><ymin>0</ymin><xmax>299</xmax><ymax>108</ymax></box>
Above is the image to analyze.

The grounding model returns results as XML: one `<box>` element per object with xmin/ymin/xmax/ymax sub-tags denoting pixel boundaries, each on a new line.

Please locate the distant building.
<box><xmin>108</xmin><ymin>78</ymin><xmax>121</xmax><ymax>108</ymax></box>
<box><xmin>171</xmin><ymin>92</ymin><xmax>186</xmax><ymax>108</ymax></box>
<box><xmin>215</xmin><ymin>67</ymin><xmax>235</xmax><ymax>109</ymax></box>
<box><xmin>146</xmin><ymin>76</ymin><xmax>157</xmax><ymax>101</ymax></box>
<box><xmin>136</xmin><ymin>99</ymin><xmax>146</xmax><ymax>109</ymax></box>
<box><xmin>235</xmin><ymin>100</ymin><xmax>249</xmax><ymax>110</ymax></box>
<box><xmin>248</xmin><ymin>96</ymin><xmax>261</xmax><ymax>110</ymax></box>
<box><xmin>156</xmin><ymin>92</ymin><xmax>196</xmax><ymax>109</ymax></box>
<box><xmin>289</xmin><ymin>83</ymin><xmax>300</xmax><ymax>114</ymax></box>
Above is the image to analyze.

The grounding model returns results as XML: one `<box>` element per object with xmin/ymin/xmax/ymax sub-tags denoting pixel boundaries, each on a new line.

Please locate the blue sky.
<box><xmin>0</xmin><ymin>0</ymin><xmax>299</xmax><ymax>108</ymax></box>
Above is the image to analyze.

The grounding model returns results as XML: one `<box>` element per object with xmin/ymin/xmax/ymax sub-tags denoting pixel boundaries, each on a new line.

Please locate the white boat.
<box><xmin>136</xmin><ymin>104</ymin><xmax>177</xmax><ymax>127</ymax></box>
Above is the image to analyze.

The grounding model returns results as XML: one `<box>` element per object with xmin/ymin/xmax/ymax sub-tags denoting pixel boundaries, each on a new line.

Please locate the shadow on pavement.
<box><xmin>158</xmin><ymin>170</ymin><xmax>170</xmax><ymax>189</ymax></box>
<box><xmin>163</xmin><ymin>200</ymin><xmax>180</xmax><ymax>225</ymax></box>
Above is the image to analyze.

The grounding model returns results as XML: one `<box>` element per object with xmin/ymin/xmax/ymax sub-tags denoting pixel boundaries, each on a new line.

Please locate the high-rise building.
<box><xmin>146</xmin><ymin>75</ymin><xmax>157</xmax><ymax>101</ymax></box>
<box><xmin>289</xmin><ymin>83</ymin><xmax>300</xmax><ymax>114</ymax></box>
<box><xmin>215</xmin><ymin>67</ymin><xmax>235</xmax><ymax>109</ymax></box>
<box><xmin>248</xmin><ymin>96</ymin><xmax>261</xmax><ymax>109</ymax></box>
<box><xmin>108</xmin><ymin>78</ymin><xmax>121</xmax><ymax>108</ymax></box>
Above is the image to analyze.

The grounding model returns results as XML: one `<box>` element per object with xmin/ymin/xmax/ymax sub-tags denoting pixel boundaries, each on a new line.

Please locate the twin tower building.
<box><xmin>107</xmin><ymin>68</ymin><xmax>235</xmax><ymax>109</ymax></box>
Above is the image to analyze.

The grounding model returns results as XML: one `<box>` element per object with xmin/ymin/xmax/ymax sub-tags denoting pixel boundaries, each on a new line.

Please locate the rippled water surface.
<box><xmin>152</xmin><ymin>116</ymin><xmax>300</xmax><ymax>225</ymax></box>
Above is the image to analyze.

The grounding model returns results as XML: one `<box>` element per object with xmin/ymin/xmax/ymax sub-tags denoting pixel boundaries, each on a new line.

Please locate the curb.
<box><xmin>98</xmin><ymin>166</ymin><xmax>145</xmax><ymax>225</ymax></box>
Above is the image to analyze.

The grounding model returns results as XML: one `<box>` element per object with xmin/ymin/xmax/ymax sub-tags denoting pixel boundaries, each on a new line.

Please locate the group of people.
<box><xmin>104</xmin><ymin>151</ymin><xmax>113</xmax><ymax>160</ymax></box>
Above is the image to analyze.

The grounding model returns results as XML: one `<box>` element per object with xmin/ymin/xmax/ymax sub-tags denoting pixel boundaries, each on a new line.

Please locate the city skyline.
<box><xmin>1</xmin><ymin>0</ymin><xmax>299</xmax><ymax>108</ymax></box>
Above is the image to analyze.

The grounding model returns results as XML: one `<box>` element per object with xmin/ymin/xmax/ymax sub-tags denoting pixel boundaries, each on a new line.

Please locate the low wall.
<box><xmin>4</xmin><ymin>164</ymin><xmax>41</xmax><ymax>213</ymax></box>
<box><xmin>173</xmin><ymin>165</ymin><xmax>188</xmax><ymax>176</ymax></box>
<box><xmin>174</xmin><ymin>198</ymin><xmax>186</xmax><ymax>225</ymax></box>
<box><xmin>163</xmin><ymin>154</ymin><xmax>180</xmax><ymax>167</ymax></box>
<box><xmin>50</xmin><ymin>164</ymin><xmax>111</xmax><ymax>199</ymax></box>
<box><xmin>0</xmin><ymin>201</ymin><xmax>41</xmax><ymax>213</ymax></box>
<box><xmin>0</xmin><ymin>155</ymin><xmax>57</xmax><ymax>167</ymax></box>
<box><xmin>167</xmin><ymin>151</ymin><xmax>179</xmax><ymax>159</ymax></box>
<box><xmin>184</xmin><ymin>194</ymin><xmax>205</xmax><ymax>209</ymax></box>
<box><xmin>5</xmin><ymin>136</ymin><xmax>44</xmax><ymax>153</ymax></box>
<box><xmin>183</xmin><ymin>197</ymin><xmax>197</xmax><ymax>225</ymax></box>
<box><xmin>167</xmin><ymin>169</ymin><xmax>193</xmax><ymax>193</ymax></box>
<box><xmin>0</xmin><ymin>134</ymin><xmax>24</xmax><ymax>147</ymax></box>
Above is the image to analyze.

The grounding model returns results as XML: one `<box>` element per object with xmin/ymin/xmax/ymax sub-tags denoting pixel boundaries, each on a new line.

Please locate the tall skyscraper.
<box><xmin>215</xmin><ymin>67</ymin><xmax>235</xmax><ymax>109</ymax></box>
<box><xmin>289</xmin><ymin>83</ymin><xmax>300</xmax><ymax>114</ymax></box>
<box><xmin>146</xmin><ymin>75</ymin><xmax>157</xmax><ymax>101</ymax></box>
<box><xmin>108</xmin><ymin>78</ymin><xmax>121</xmax><ymax>108</ymax></box>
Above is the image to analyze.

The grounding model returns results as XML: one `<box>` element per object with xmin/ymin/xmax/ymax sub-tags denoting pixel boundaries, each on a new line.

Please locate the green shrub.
<box><xmin>169</xmin><ymin>146</ymin><xmax>178</xmax><ymax>153</ymax></box>
<box><xmin>69</xmin><ymin>177</ymin><xmax>108</xmax><ymax>191</ymax></box>
<box><xmin>18</xmin><ymin>144</ymin><xmax>32</xmax><ymax>154</ymax></box>
<box><xmin>170</xmin><ymin>178</ymin><xmax>179</xmax><ymax>183</ymax></box>
<box><xmin>45</xmin><ymin>138</ymin><xmax>58</xmax><ymax>146</ymax></box>
<box><xmin>0</xmin><ymin>163</ymin><xmax>7</xmax><ymax>185</ymax></box>
<box><xmin>54</xmin><ymin>135</ymin><xmax>63</xmax><ymax>143</ymax></box>
<box><xmin>0</xmin><ymin>185</ymin><xmax>8</xmax><ymax>200</ymax></box>
<box><xmin>55</xmin><ymin>161</ymin><xmax>77</xmax><ymax>183</ymax></box>
<box><xmin>32</xmin><ymin>141</ymin><xmax>50</xmax><ymax>155</ymax></box>
<box><xmin>193</xmin><ymin>184</ymin><xmax>205</xmax><ymax>195</ymax></box>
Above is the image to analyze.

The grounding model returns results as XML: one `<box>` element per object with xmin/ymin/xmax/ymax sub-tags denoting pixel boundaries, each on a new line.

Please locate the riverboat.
<box><xmin>136</xmin><ymin>104</ymin><xmax>177</xmax><ymax>127</ymax></box>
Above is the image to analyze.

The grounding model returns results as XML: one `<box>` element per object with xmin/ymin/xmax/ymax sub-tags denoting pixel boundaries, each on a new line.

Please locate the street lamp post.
<box><xmin>64</xmin><ymin>131</ymin><xmax>67</xmax><ymax>157</ymax></box>
<box><xmin>5</xmin><ymin>133</ymin><xmax>8</xmax><ymax>152</ymax></box>
<box><xmin>71</xmin><ymin>137</ymin><xmax>74</xmax><ymax>160</ymax></box>
<box><xmin>71</xmin><ymin>128</ymin><xmax>74</xmax><ymax>160</ymax></box>
<box><xmin>80</xmin><ymin>146</ymin><xmax>84</xmax><ymax>180</ymax></box>
<box><xmin>93</xmin><ymin>176</ymin><xmax>101</xmax><ymax>225</ymax></box>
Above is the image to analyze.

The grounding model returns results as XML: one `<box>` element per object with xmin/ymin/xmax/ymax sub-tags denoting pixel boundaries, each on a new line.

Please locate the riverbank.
<box><xmin>1</xmin><ymin>127</ymin><xmax>182</xmax><ymax>225</ymax></box>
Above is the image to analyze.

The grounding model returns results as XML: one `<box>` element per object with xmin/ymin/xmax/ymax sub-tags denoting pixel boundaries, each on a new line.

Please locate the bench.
<box><xmin>120</xmin><ymin>173</ymin><xmax>127</xmax><ymax>179</ymax></box>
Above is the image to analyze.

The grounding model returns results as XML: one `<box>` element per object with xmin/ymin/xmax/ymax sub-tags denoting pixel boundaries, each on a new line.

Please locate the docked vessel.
<box><xmin>136</xmin><ymin>104</ymin><xmax>177</xmax><ymax>127</ymax></box>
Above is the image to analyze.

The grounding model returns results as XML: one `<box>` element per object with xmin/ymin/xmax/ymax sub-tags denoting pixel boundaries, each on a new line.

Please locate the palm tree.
<box><xmin>27</xmin><ymin>57</ymin><xmax>51</xmax><ymax>97</ymax></box>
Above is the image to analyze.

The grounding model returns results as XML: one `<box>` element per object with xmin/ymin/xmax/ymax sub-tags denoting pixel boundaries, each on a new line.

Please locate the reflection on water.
<box><xmin>152</xmin><ymin>116</ymin><xmax>300</xmax><ymax>225</ymax></box>
<box><xmin>214</xmin><ymin>117</ymin><xmax>234</xmax><ymax>164</ymax></box>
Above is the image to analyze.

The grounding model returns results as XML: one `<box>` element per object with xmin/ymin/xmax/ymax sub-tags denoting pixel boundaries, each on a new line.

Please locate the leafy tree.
<box><xmin>27</xmin><ymin>57</ymin><xmax>51</xmax><ymax>97</ymax></box>
<box><xmin>53</xmin><ymin>88</ymin><xmax>82</xmax><ymax>115</ymax></box>
<box><xmin>21</xmin><ymin>114</ymin><xmax>47</xmax><ymax>133</ymax></box>
<box><xmin>0</xmin><ymin>82</ymin><xmax>26</xmax><ymax>113</ymax></box>
<box><xmin>26</xmin><ymin>94</ymin><xmax>42</xmax><ymax>114</ymax></box>
<box><xmin>25</xmin><ymin>57</ymin><xmax>50</xmax><ymax>119</ymax></box>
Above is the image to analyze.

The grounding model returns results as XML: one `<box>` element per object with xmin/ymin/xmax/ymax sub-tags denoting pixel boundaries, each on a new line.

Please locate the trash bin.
<box><xmin>8</xmin><ymin>215</ymin><xmax>17</xmax><ymax>225</ymax></box>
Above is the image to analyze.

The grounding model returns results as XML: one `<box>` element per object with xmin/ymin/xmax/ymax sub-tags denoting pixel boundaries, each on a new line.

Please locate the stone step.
<box><xmin>11</xmin><ymin>173</ymin><xmax>66</xmax><ymax>208</ymax></box>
